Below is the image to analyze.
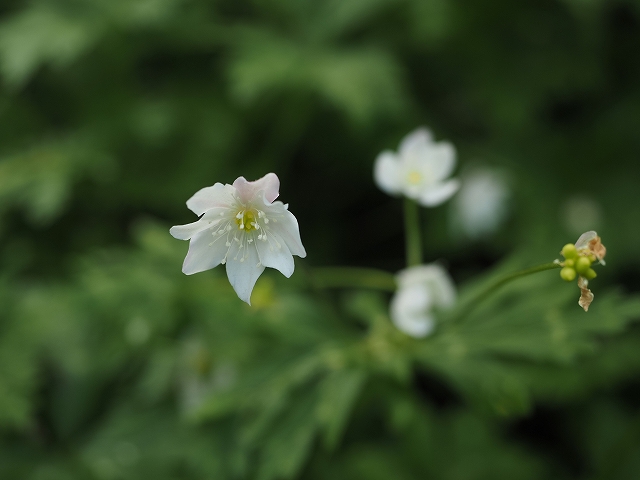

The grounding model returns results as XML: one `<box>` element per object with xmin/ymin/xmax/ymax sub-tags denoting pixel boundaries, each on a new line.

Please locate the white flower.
<box><xmin>561</xmin><ymin>195</ymin><xmax>602</xmax><ymax>236</ymax></box>
<box><xmin>170</xmin><ymin>173</ymin><xmax>306</xmax><ymax>304</ymax></box>
<box><xmin>374</xmin><ymin>127</ymin><xmax>460</xmax><ymax>206</ymax></box>
<box><xmin>451</xmin><ymin>166</ymin><xmax>509</xmax><ymax>239</ymax></box>
<box><xmin>390</xmin><ymin>263</ymin><xmax>456</xmax><ymax>338</ymax></box>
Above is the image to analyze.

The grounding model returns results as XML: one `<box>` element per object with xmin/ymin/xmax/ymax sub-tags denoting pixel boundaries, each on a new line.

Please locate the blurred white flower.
<box><xmin>390</xmin><ymin>263</ymin><xmax>456</xmax><ymax>338</ymax></box>
<box><xmin>374</xmin><ymin>127</ymin><xmax>459</xmax><ymax>206</ymax></box>
<box><xmin>451</xmin><ymin>166</ymin><xmax>509</xmax><ymax>239</ymax></box>
<box><xmin>561</xmin><ymin>195</ymin><xmax>603</xmax><ymax>236</ymax></box>
<box><xmin>170</xmin><ymin>173</ymin><xmax>306</xmax><ymax>304</ymax></box>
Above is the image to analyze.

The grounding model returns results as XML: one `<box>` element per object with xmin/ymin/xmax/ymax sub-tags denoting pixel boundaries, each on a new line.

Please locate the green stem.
<box><xmin>311</xmin><ymin>267</ymin><xmax>396</xmax><ymax>292</ymax></box>
<box><xmin>404</xmin><ymin>198</ymin><xmax>422</xmax><ymax>267</ymax></box>
<box><xmin>453</xmin><ymin>262</ymin><xmax>562</xmax><ymax>322</ymax></box>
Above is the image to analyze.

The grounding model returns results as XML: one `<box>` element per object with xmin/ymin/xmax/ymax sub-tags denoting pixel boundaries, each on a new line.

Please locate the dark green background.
<box><xmin>1</xmin><ymin>0</ymin><xmax>640</xmax><ymax>479</ymax></box>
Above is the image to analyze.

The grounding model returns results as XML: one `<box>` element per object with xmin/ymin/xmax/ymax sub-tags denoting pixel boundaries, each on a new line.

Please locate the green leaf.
<box><xmin>316</xmin><ymin>369</ymin><xmax>367</xmax><ymax>450</ymax></box>
<box><xmin>256</xmin><ymin>388</ymin><xmax>319</xmax><ymax>480</ymax></box>
<box><xmin>229</xmin><ymin>31</ymin><xmax>406</xmax><ymax>123</ymax></box>
<box><xmin>0</xmin><ymin>4</ymin><xmax>100</xmax><ymax>87</ymax></box>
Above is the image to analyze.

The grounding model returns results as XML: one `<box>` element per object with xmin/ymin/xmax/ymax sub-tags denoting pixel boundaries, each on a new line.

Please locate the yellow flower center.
<box><xmin>235</xmin><ymin>209</ymin><xmax>258</xmax><ymax>231</ymax></box>
<box><xmin>407</xmin><ymin>171</ymin><xmax>422</xmax><ymax>185</ymax></box>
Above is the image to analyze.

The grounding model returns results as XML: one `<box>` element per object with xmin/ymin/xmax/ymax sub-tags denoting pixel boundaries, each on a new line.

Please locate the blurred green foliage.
<box><xmin>1</xmin><ymin>0</ymin><xmax>640</xmax><ymax>479</ymax></box>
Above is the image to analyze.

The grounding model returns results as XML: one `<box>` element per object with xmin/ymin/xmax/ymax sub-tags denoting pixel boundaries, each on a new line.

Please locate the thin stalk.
<box><xmin>311</xmin><ymin>267</ymin><xmax>396</xmax><ymax>292</ymax></box>
<box><xmin>404</xmin><ymin>198</ymin><xmax>422</xmax><ymax>267</ymax></box>
<box><xmin>453</xmin><ymin>262</ymin><xmax>562</xmax><ymax>322</ymax></box>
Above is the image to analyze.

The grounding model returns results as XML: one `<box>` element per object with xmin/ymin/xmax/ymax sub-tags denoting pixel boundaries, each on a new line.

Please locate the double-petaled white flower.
<box><xmin>390</xmin><ymin>263</ymin><xmax>456</xmax><ymax>338</ymax></box>
<box><xmin>170</xmin><ymin>173</ymin><xmax>306</xmax><ymax>304</ymax></box>
<box><xmin>374</xmin><ymin>127</ymin><xmax>460</xmax><ymax>206</ymax></box>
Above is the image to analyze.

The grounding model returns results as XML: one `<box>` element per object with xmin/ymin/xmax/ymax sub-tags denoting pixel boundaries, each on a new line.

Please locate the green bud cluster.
<box><xmin>560</xmin><ymin>243</ymin><xmax>597</xmax><ymax>282</ymax></box>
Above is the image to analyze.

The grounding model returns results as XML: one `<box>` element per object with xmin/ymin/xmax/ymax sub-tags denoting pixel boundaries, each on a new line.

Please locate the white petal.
<box><xmin>170</xmin><ymin>208</ymin><xmax>229</xmax><ymax>240</ymax></box>
<box><xmin>182</xmin><ymin>230</ymin><xmax>228</xmax><ymax>275</ymax></box>
<box><xmin>425</xmin><ymin>142</ymin><xmax>456</xmax><ymax>181</ymax></box>
<box><xmin>392</xmin><ymin>284</ymin><xmax>432</xmax><ymax>316</ymax></box>
<box><xmin>256</xmin><ymin>230</ymin><xmax>295</xmax><ymax>278</ymax></box>
<box><xmin>392</xmin><ymin>311</ymin><xmax>435</xmax><ymax>338</ymax></box>
<box><xmin>399</xmin><ymin>127</ymin><xmax>433</xmax><ymax>158</ymax></box>
<box><xmin>427</xmin><ymin>270</ymin><xmax>456</xmax><ymax>308</ymax></box>
<box><xmin>233</xmin><ymin>173</ymin><xmax>280</xmax><ymax>204</ymax></box>
<box><xmin>453</xmin><ymin>168</ymin><xmax>509</xmax><ymax>239</ymax></box>
<box><xmin>225</xmin><ymin>241</ymin><xmax>265</xmax><ymax>305</ymax></box>
<box><xmin>268</xmin><ymin>207</ymin><xmax>306</xmax><ymax>258</ymax></box>
<box><xmin>396</xmin><ymin>264</ymin><xmax>456</xmax><ymax>308</ymax></box>
<box><xmin>575</xmin><ymin>230</ymin><xmax>598</xmax><ymax>250</ymax></box>
<box><xmin>186</xmin><ymin>183</ymin><xmax>234</xmax><ymax>216</ymax></box>
<box><xmin>170</xmin><ymin>220</ymin><xmax>209</xmax><ymax>240</ymax></box>
<box><xmin>374</xmin><ymin>151</ymin><xmax>402</xmax><ymax>195</ymax></box>
<box><xmin>417</xmin><ymin>179</ymin><xmax>460</xmax><ymax>207</ymax></box>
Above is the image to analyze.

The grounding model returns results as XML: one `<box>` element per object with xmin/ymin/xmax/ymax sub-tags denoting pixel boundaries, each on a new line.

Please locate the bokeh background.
<box><xmin>1</xmin><ymin>0</ymin><xmax>640</xmax><ymax>478</ymax></box>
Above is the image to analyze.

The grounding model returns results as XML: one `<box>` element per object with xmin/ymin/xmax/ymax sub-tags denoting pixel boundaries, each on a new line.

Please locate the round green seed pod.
<box><xmin>583</xmin><ymin>268</ymin><xmax>597</xmax><ymax>280</ymax></box>
<box><xmin>565</xmin><ymin>259</ymin><xmax>575</xmax><ymax>268</ymax></box>
<box><xmin>560</xmin><ymin>267</ymin><xmax>577</xmax><ymax>282</ymax></box>
<box><xmin>562</xmin><ymin>244</ymin><xmax>578</xmax><ymax>259</ymax></box>
<box><xmin>575</xmin><ymin>256</ymin><xmax>592</xmax><ymax>275</ymax></box>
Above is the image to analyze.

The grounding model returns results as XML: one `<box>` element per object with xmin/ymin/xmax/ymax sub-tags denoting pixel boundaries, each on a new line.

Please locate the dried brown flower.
<box><xmin>578</xmin><ymin>276</ymin><xmax>594</xmax><ymax>312</ymax></box>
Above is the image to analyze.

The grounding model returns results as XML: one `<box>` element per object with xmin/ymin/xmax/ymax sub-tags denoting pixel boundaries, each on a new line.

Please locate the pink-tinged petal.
<box><xmin>225</xmin><ymin>241</ymin><xmax>265</xmax><ymax>305</ymax></box>
<box><xmin>182</xmin><ymin>229</ymin><xmax>228</xmax><ymax>275</ymax></box>
<box><xmin>170</xmin><ymin>208</ymin><xmax>229</xmax><ymax>240</ymax></box>
<box><xmin>268</xmin><ymin>205</ymin><xmax>306</xmax><ymax>258</ymax></box>
<box><xmin>186</xmin><ymin>183</ymin><xmax>235</xmax><ymax>216</ymax></box>
<box><xmin>399</xmin><ymin>127</ymin><xmax>433</xmax><ymax>158</ymax></box>
<box><xmin>233</xmin><ymin>173</ymin><xmax>280</xmax><ymax>204</ymax></box>
<box><xmin>374</xmin><ymin>151</ymin><xmax>402</xmax><ymax>195</ymax></box>
<box><xmin>417</xmin><ymin>179</ymin><xmax>460</xmax><ymax>207</ymax></box>
<box><xmin>425</xmin><ymin>142</ymin><xmax>456</xmax><ymax>181</ymax></box>
<box><xmin>255</xmin><ymin>231</ymin><xmax>295</xmax><ymax>278</ymax></box>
